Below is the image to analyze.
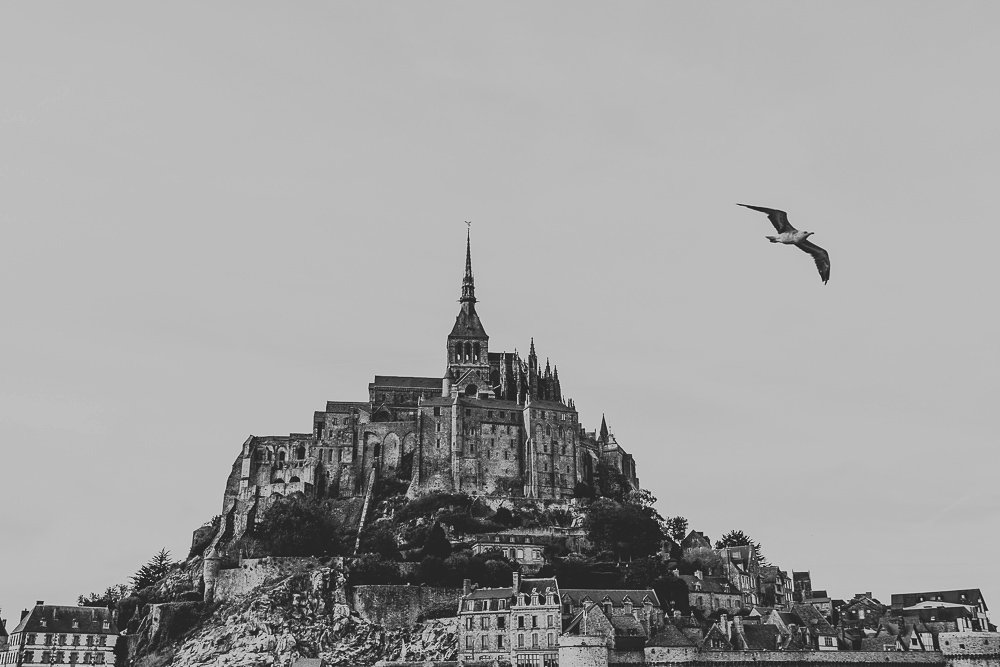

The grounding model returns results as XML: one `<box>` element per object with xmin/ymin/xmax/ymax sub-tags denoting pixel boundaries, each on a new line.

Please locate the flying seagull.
<box><xmin>738</xmin><ymin>204</ymin><xmax>830</xmax><ymax>284</ymax></box>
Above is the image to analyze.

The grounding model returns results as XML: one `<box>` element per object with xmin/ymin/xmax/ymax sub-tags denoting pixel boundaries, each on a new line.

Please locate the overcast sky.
<box><xmin>2</xmin><ymin>2</ymin><xmax>998</xmax><ymax>621</ymax></box>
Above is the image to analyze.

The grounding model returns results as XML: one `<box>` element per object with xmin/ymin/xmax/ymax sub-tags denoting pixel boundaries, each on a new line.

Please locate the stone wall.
<box><xmin>350</xmin><ymin>585</ymin><xmax>461</xmax><ymax>628</ymax></box>
<box><xmin>213</xmin><ymin>557</ymin><xmax>321</xmax><ymax>602</ymax></box>
<box><xmin>638</xmin><ymin>649</ymin><xmax>948</xmax><ymax>665</ymax></box>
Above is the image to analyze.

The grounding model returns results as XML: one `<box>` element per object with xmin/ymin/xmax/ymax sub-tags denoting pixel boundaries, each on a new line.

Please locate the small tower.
<box><xmin>446</xmin><ymin>227</ymin><xmax>491</xmax><ymax>397</ymax></box>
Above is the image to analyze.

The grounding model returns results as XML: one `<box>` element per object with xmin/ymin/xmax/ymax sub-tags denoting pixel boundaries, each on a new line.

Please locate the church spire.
<box><xmin>599</xmin><ymin>414</ymin><xmax>609</xmax><ymax>443</ymax></box>
<box><xmin>461</xmin><ymin>224</ymin><xmax>476</xmax><ymax>304</ymax></box>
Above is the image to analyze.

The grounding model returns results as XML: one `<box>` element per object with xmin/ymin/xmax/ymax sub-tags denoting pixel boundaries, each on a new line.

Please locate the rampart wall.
<box><xmin>350</xmin><ymin>585</ymin><xmax>461</xmax><ymax>628</ymax></box>
<box><xmin>213</xmin><ymin>556</ymin><xmax>320</xmax><ymax>602</ymax></box>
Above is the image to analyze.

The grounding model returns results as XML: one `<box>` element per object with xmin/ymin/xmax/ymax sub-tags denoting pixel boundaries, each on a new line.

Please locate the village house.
<box><xmin>890</xmin><ymin>589</ymin><xmax>991</xmax><ymax>632</ymax></box>
<box><xmin>839</xmin><ymin>592</ymin><xmax>887</xmax><ymax>631</ymax></box>
<box><xmin>560</xmin><ymin>588</ymin><xmax>663</xmax><ymax>640</ymax></box>
<box><xmin>793</xmin><ymin>570</ymin><xmax>813</xmax><ymax>602</ymax></box>
<box><xmin>716</xmin><ymin>546</ymin><xmax>760</xmax><ymax>607</ymax></box>
<box><xmin>679</xmin><ymin>571</ymin><xmax>742</xmax><ymax>614</ymax></box>
<box><xmin>457</xmin><ymin>572</ymin><xmax>561</xmax><ymax>667</ymax></box>
<box><xmin>468</xmin><ymin>531</ymin><xmax>584</xmax><ymax>574</ymax></box>
<box><xmin>758</xmin><ymin>565</ymin><xmax>794</xmax><ymax>610</ymax></box>
<box><xmin>0</xmin><ymin>603</ymin><xmax>118</xmax><ymax>666</ymax></box>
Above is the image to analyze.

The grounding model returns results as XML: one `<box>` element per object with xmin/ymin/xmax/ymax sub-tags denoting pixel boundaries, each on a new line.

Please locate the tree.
<box><xmin>714</xmin><ymin>530</ymin><xmax>767</xmax><ymax>567</ymax></box>
<box><xmin>78</xmin><ymin>584</ymin><xmax>131</xmax><ymax>608</ymax></box>
<box><xmin>595</xmin><ymin>461</ymin><xmax>631</xmax><ymax>502</ymax></box>
<box><xmin>422</xmin><ymin>522</ymin><xmax>452</xmax><ymax>559</ymax></box>
<box><xmin>131</xmin><ymin>549</ymin><xmax>174</xmax><ymax>591</ymax></box>
<box><xmin>255</xmin><ymin>495</ymin><xmax>346</xmax><ymax>557</ymax></box>
<box><xmin>582</xmin><ymin>498</ymin><xmax>663</xmax><ymax>561</ymax></box>
<box><xmin>349</xmin><ymin>554</ymin><xmax>403</xmax><ymax>585</ymax></box>
<box><xmin>679</xmin><ymin>547</ymin><xmax>723</xmax><ymax>576</ymax></box>
<box><xmin>652</xmin><ymin>573</ymin><xmax>690</xmax><ymax>613</ymax></box>
<box><xmin>664</xmin><ymin>516</ymin><xmax>689</xmax><ymax>541</ymax></box>
<box><xmin>358</xmin><ymin>524</ymin><xmax>402</xmax><ymax>559</ymax></box>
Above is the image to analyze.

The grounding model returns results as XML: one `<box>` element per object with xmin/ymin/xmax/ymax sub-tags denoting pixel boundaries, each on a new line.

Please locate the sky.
<box><xmin>1</xmin><ymin>2</ymin><xmax>998</xmax><ymax>622</ymax></box>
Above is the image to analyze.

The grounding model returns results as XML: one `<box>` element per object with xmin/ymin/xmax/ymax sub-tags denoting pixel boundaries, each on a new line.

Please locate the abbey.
<box><xmin>213</xmin><ymin>231</ymin><xmax>638</xmax><ymax>548</ymax></box>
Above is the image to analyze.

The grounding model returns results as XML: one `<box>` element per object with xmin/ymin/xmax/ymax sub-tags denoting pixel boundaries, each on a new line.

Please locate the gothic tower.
<box><xmin>446</xmin><ymin>228</ymin><xmax>491</xmax><ymax>397</ymax></box>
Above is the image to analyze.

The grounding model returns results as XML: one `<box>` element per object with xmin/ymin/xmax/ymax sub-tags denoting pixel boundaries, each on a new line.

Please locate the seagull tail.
<box><xmin>765</xmin><ymin>236</ymin><xmax>778</xmax><ymax>243</ymax></box>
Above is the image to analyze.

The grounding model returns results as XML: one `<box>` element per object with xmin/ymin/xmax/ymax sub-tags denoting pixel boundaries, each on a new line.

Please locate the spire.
<box><xmin>461</xmin><ymin>224</ymin><xmax>475</xmax><ymax>304</ymax></box>
<box><xmin>600</xmin><ymin>414</ymin><xmax>609</xmax><ymax>442</ymax></box>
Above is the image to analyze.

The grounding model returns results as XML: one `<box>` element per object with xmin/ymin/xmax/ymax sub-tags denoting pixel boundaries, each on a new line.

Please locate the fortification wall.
<box><xmin>213</xmin><ymin>557</ymin><xmax>320</xmax><ymax>602</ymax></box>
<box><xmin>350</xmin><ymin>585</ymin><xmax>460</xmax><ymax>628</ymax></box>
<box><xmin>640</xmin><ymin>648</ymin><xmax>948</xmax><ymax>666</ymax></box>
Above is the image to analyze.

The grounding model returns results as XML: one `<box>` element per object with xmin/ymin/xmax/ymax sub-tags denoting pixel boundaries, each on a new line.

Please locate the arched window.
<box><xmin>289</xmin><ymin>476</ymin><xmax>300</xmax><ymax>483</ymax></box>
<box><xmin>277</xmin><ymin>450</ymin><xmax>287</xmax><ymax>463</ymax></box>
<box><xmin>473</xmin><ymin>342</ymin><xmax>481</xmax><ymax>361</ymax></box>
<box><xmin>465</xmin><ymin>384</ymin><xmax>478</xmax><ymax>397</ymax></box>
<box><xmin>295</xmin><ymin>446</ymin><xmax>306</xmax><ymax>460</ymax></box>
<box><xmin>273</xmin><ymin>478</ymin><xmax>285</xmax><ymax>484</ymax></box>
<box><xmin>464</xmin><ymin>341</ymin><xmax>472</xmax><ymax>362</ymax></box>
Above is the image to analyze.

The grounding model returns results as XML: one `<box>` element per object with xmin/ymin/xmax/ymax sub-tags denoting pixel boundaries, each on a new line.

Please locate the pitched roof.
<box><xmin>680</xmin><ymin>575</ymin><xmax>739</xmax><ymax>595</ymax></box>
<box><xmin>11</xmin><ymin>605</ymin><xmax>117</xmax><ymax>636</ymax></box>
<box><xmin>891</xmin><ymin>589</ymin><xmax>986</xmax><ymax>611</ymax></box>
<box><xmin>518</xmin><ymin>577</ymin><xmax>558</xmax><ymax>598</ymax></box>
<box><xmin>324</xmin><ymin>401</ymin><xmax>370</xmax><ymax>413</ymax></box>
<box><xmin>466</xmin><ymin>587</ymin><xmax>514</xmax><ymax>600</ymax></box>
<box><xmin>371</xmin><ymin>376</ymin><xmax>443</xmax><ymax>389</ymax></box>
<box><xmin>860</xmin><ymin>634</ymin><xmax>899</xmax><ymax>651</ymax></box>
<box><xmin>741</xmin><ymin>624</ymin><xmax>780</xmax><ymax>650</ymax></box>
<box><xmin>647</xmin><ymin>623</ymin><xmax>698</xmax><ymax>647</ymax></box>
<box><xmin>561</xmin><ymin>589</ymin><xmax>659</xmax><ymax>608</ymax></box>
<box><xmin>449</xmin><ymin>305</ymin><xmax>488</xmax><ymax>338</ymax></box>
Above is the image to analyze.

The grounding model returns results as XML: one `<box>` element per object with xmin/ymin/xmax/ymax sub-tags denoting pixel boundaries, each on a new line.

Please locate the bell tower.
<box><xmin>446</xmin><ymin>226</ymin><xmax>491</xmax><ymax>397</ymax></box>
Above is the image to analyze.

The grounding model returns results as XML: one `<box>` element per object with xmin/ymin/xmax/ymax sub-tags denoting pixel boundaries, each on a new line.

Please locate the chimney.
<box><xmin>36</xmin><ymin>601</ymin><xmax>44</xmax><ymax>606</ymax></box>
<box><xmin>463</xmin><ymin>579</ymin><xmax>473</xmax><ymax>596</ymax></box>
<box><xmin>512</xmin><ymin>570</ymin><xmax>521</xmax><ymax>593</ymax></box>
<box><xmin>20</xmin><ymin>609</ymin><xmax>29</xmax><ymax>620</ymax></box>
<box><xmin>720</xmin><ymin>613</ymin><xmax>730</xmax><ymax>639</ymax></box>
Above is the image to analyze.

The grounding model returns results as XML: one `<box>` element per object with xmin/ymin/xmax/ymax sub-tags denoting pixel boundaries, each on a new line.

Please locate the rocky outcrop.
<box><xmin>129</xmin><ymin>560</ymin><xmax>457</xmax><ymax>667</ymax></box>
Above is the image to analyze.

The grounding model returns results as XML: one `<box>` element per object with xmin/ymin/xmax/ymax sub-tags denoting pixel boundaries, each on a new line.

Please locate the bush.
<box><xmin>349</xmin><ymin>554</ymin><xmax>403</xmax><ymax>585</ymax></box>
<box><xmin>395</xmin><ymin>493</ymin><xmax>473</xmax><ymax>523</ymax></box>
<box><xmin>358</xmin><ymin>524</ymin><xmax>402</xmax><ymax>559</ymax></box>
<box><xmin>255</xmin><ymin>496</ymin><xmax>347</xmax><ymax>557</ymax></box>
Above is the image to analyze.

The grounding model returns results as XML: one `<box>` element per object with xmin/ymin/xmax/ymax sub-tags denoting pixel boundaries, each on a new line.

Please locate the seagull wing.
<box><xmin>796</xmin><ymin>240</ymin><xmax>830</xmax><ymax>284</ymax></box>
<box><xmin>738</xmin><ymin>204</ymin><xmax>796</xmax><ymax>233</ymax></box>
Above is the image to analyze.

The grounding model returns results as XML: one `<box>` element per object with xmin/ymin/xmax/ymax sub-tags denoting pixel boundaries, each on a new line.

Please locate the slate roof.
<box><xmin>466</xmin><ymin>587</ymin><xmax>514</xmax><ymax>601</ymax></box>
<box><xmin>647</xmin><ymin>623</ymin><xmax>698</xmax><ymax>647</ymax></box>
<box><xmin>561</xmin><ymin>589</ymin><xmax>659</xmax><ymax>608</ymax></box>
<box><xmin>519</xmin><ymin>577</ymin><xmax>558</xmax><ymax>597</ymax></box>
<box><xmin>741</xmin><ymin>624</ymin><xmax>780</xmax><ymax>650</ymax></box>
<box><xmin>529</xmin><ymin>400</ymin><xmax>574</xmax><ymax>412</ymax></box>
<box><xmin>371</xmin><ymin>376</ymin><xmax>443</xmax><ymax>389</ymax></box>
<box><xmin>11</xmin><ymin>605</ymin><xmax>117</xmax><ymax>635</ymax></box>
<box><xmin>790</xmin><ymin>603</ymin><xmax>837</xmax><ymax>636</ymax></box>
<box><xmin>449</xmin><ymin>306</ymin><xmax>488</xmax><ymax>338</ymax></box>
<box><xmin>324</xmin><ymin>401</ymin><xmax>370</xmax><ymax>413</ymax></box>
<box><xmin>681</xmin><ymin>575</ymin><xmax>739</xmax><ymax>595</ymax></box>
<box><xmin>891</xmin><ymin>589</ymin><xmax>986</xmax><ymax>611</ymax></box>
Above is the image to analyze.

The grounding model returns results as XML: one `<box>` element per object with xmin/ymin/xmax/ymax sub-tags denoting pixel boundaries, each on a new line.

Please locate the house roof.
<box><xmin>860</xmin><ymin>634</ymin><xmax>898</xmax><ymax>651</ymax></box>
<box><xmin>324</xmin><ymin>401</ymin><xmax>370</xmax><ymax>413</ymax></box>
<box><xmin>609</xmin><ymin>614</ymin><xmax>646</xmax><ymax>636</ymax></box>
<box><xmin>561</xmin><ymin>589</ymin><xmax>659</xmax><ymax>608</ymax></box>
<box><xmin>371</xmin><ymin>376</ymin><xmax>443</xmax><ymax>390</ymax></box>
<box><xmin>465</xmin><ymin>587</ymin><xmax>514</xmax><ymax>600</ymax></box>
<box><xmin>790</xmin><ymin>603</ymin><xmax>837</xmax><ymax>636</ymax></box>
<box><xmin>741</xmin><ymin>624</ymin><xmax>780</xmax><ymax>650</ymax></box>
<box><xmin>680</xmin><ymin>575</ymin><xmax>739</xmax><ymax>595</ymax></box>
<box><xmin>891</xmin><ymin>589</ymin><xmax>986</xmax><ymax>611</ymax></box>
<box><xmin>647</xmin><ymin>623</ymin><xmax>698</xmax><ymax>647</ymax></box>
<box><xmin>11</xmin><ymin>606</ymin><xmax>117</xmax><ymax>636</ymax></box>
<box><xmin>518</xmin><ymin>577</ymin><xmax>558</xmax><ymax>598</ymax></box>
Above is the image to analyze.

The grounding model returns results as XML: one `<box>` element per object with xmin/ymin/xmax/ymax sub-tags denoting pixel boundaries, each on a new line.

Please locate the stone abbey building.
<box><xmin>213</xmin><ymin>231</ymin><xmax>638</xmax><ymax>550</ymax></box>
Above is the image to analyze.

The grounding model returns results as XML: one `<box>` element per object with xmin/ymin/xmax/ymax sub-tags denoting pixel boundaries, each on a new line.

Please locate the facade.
<box><xmin>717</xmin><ymin>546</ymin><xmax>760</xmax><ymax>607</ymax></box>
<box><xmin>210</xmin><ymin>231</ymin><xmax>639</xmax><ymax>554</ymax></box>
<box><xmin>560</xmin><ymin>588</ymin><xmax>664</xmax><ymax>639</ymax></box>
<box><xmin>680</xmin><ymin>573</ymin><xmax>743</xmax><ymax>614</ymax></box>
<box><xmin>758</xmin><ymin>566</ymin><xmax>794</xmax><ymax>610</ymax></box>
<box><xmin>469</xmin><ymin>531</ymin><xmax>584</xmax><ymax>573</ymax></box>
<box><xmin>890</xmin><ymin>589</ymin><xmax>990</xmax><ymax>631</ymax></box>
<box><xmin>0</xmin><ymin>604</ymin><xmax>117</xmax><ymax>666</ymax></box>
<box><xmin>457</xmin><ymin>572</ymin><xmax>561</xmax><ymax>667</ymax></box>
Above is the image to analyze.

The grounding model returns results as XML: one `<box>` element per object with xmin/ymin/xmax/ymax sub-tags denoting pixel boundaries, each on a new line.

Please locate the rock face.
<box><xmin>130</xmin><ymin>561</ymin><xmax>457</xmax><ymax>667</ymax></box>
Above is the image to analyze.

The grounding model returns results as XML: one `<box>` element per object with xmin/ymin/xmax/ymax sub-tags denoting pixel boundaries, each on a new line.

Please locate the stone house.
<box><xmin>890</xmin><ymin>588</ymin><xmax>991</xmax><ymax>631</ymax></box>
<box><xmin>457</xmin><ymin>572</ymin><xmax>561</xmax><ymax>667</ymax></box>
<box><xmin>559</xmin><ymin>588</ymin><xmax>663</xmax><ymax>639</ymax></box>
<box><xmin>803</xmin><ymin>590</ymin><xmax>833</xmax><ymax>618</ymax></box>
<box><xmin>758</xmin><ymin>566</ymin><xmax>793</xmax><ymax>610</ymax></box>
<box><xmin>0</xmin><ymin>603</ymin><xmax>117</xmax><ymax>666</ymax></box>
<box><xmin>468</xmin><ymin>532</ymin><xmax>580</xmax><ymax>574</ymax></box>
<box><xmin>839</xmin><ymin>592</ymin><xmax>887</xmax><ymax>631</ymax></box>
<box><xmin>679</xmin><ymin>572</ymin><xmax>742</xmax><ymax>614</ymax></box>
<box><xmin>679</xmin><ymin>531</ymin><xmax>712</xmax><ymax>551</ymax></box>
<box><xmin>761</xmin><ymin>604</ymin><xmax>840</xmax><ymax>651</ymax></box>
<box><xmin>793</xmin><ymin>570</ymin><xmax>812</xmax><ymax>602</ymax></box>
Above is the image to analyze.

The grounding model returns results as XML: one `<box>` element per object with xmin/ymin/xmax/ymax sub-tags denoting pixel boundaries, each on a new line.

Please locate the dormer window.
<box><xmin>72</xmin><ymin>620</ymin><xmax>79</xmax><ymax>629</ymax></box>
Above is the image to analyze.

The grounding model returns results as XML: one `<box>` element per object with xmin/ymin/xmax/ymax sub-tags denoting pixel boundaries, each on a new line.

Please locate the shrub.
<box><xmin>349</xmin><ymin>554</ymin><xmax>403</xmax><ymax>585</ymax></box>
<box><xmin>255</xmin><ymin>496</ymin><xmax>347</xmax><ymax>557</ymax></box>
